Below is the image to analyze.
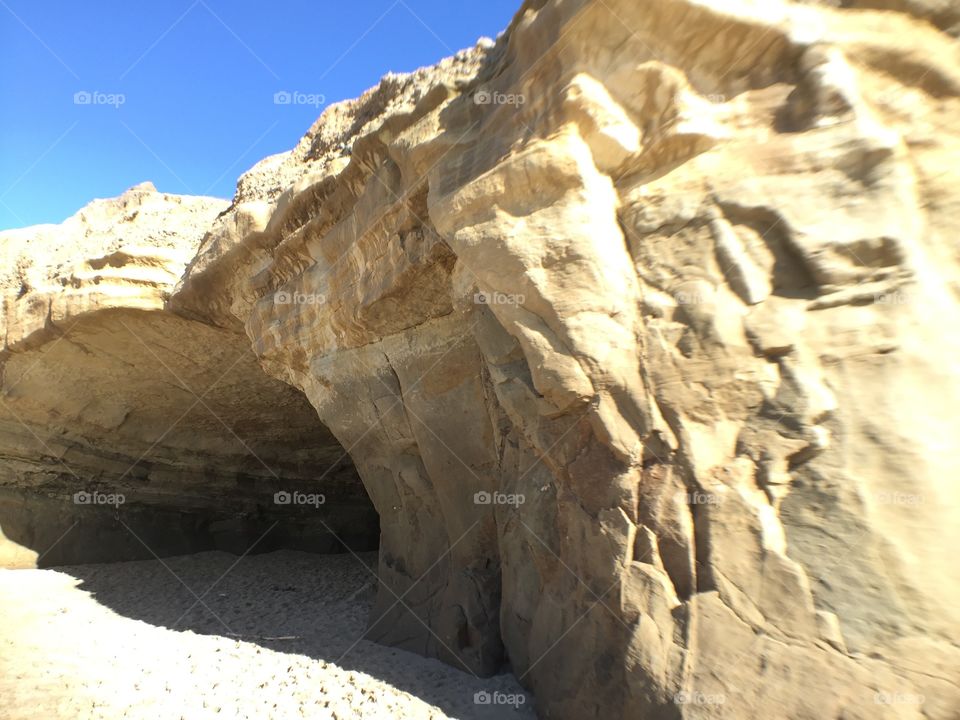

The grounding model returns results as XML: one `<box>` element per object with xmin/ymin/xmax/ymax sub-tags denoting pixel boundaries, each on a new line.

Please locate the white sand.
<box><xmin>0</xmin><ymin>550</ymin><xmax>535</xmax><ymax>719</ymax></box>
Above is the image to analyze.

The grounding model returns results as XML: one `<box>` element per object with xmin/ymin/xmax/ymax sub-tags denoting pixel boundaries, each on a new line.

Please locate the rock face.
<box><xmin>0</xmin><ymin>183</ymin><xmax>377</xmax><ymax>567</ymax></box>
<box><xmin>3</xmin><ymin>0</ymin><xmax>960</xmax><ymax>717</ymax></box>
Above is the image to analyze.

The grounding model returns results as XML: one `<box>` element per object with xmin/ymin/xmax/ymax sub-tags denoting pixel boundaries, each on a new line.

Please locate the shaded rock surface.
<box><xmin>0</xmin><ymin>183</ymin><xmax>377</xmax><ymax>567</ymax></box>
<box><xmin>2</xmin><ymin>0</ymin><xmax>960</xmax><ymax>717</ymax></box>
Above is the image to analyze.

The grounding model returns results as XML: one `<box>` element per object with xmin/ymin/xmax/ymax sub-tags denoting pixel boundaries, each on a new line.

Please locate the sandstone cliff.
<box><xmin>3</xmin><ymin>0</ymin><xmax>960</xmax><ymax>717</ymax></box>
<box><xmin>0</xmin><ymin>183</ymin><xmax>377</xmax><ymax>566</ymax></box>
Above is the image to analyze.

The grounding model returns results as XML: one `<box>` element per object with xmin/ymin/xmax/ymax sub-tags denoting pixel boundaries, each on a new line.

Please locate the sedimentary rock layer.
<box><xmin>2</xmin><ymin>0</ymin><xmax>959</xmax><ymax>717</ymax></box>
<box><xmin>0</xmin><ymin>184</ymin><xmax>376</xmax><ymax>566</ymax></box>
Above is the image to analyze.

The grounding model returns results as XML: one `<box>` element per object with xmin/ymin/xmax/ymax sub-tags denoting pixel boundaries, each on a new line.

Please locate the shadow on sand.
<box><xmin>49</xmin><ymin>549</ymin><xmax>534</xmax><ymax>719</ymax></box>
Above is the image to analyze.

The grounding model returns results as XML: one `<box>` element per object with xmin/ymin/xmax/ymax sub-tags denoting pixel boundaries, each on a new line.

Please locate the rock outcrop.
<box><xmin>3</xmin><ymin>0</ymin><xmax>960</xmax><ymax>717</ymax></box>
<box><xmin>0</xmin><ymin>183</ymin><xmax>377</xmax><ymax>566</ymax></box>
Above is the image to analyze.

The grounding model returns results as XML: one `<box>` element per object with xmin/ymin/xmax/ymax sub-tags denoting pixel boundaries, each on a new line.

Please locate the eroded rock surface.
<box><xmin>2</xmin><ymin>0</ymin><xmax>959</xmax><ymax>717</ymax></box>
<box><xmin>0</xmin><ymin>183</ymin><xmax>377</xmax><ymax>566</ymax></box>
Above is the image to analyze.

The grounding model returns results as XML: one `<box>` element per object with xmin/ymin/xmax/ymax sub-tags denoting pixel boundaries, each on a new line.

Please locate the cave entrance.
<box><xmin>0</xmin><ymin>308</ymin><xmax>379</xmax><ymax>568</ymax></box>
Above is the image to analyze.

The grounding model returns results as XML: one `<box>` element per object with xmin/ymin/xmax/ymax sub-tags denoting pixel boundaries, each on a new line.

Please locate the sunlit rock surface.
<box><xmin>2</xmin><ymin>1</ymin><xmax>959</xmax><ymax>717</ymax></box>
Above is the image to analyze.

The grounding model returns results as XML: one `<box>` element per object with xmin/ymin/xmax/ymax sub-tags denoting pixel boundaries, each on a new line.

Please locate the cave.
<box><xmin>0</xmin><ymin>307</ymin><xmax>379</xmax><ymax>568</ymax></box>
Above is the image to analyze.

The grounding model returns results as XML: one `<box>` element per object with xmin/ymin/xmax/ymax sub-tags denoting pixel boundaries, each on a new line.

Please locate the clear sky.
<box><xmin>0</xmin><ymin>0</ymin><xmax>518</xmax><ymax>230</ymax></box>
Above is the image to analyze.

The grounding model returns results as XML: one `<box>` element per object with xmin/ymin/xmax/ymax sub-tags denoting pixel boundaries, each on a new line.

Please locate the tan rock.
<box><xmin>2</xmin><ymin>1</ymin><xmax>959</xmax><ymax>718</ymax></box>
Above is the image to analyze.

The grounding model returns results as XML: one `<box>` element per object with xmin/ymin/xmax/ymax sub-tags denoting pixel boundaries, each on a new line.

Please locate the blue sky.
<box><xmin>0</xmin><ymin>0</ymin><xmax>518</xmax><ymax>229</ymax></box>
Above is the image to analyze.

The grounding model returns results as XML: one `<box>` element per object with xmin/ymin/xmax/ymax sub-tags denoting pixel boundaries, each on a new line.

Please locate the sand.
<box><xmin>0</xmin><ymin>550</ymin><xmax>535</xmax><ymax>719</ymax></box>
